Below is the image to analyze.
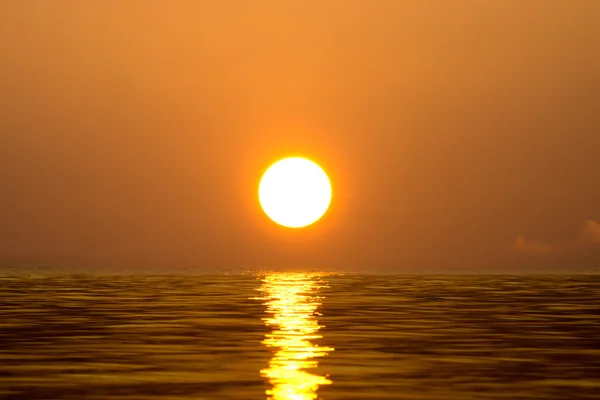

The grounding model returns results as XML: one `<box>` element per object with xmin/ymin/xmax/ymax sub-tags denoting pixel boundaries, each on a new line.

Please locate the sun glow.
<box><xmin>255</xmin><ymin>273</ymin><xmax>334</xmax><ymax>400</ymax></box>
<box><xmin>259</xmin><ymin>157</ymin><xmax>332</xmax><ymax>228</ymax></box>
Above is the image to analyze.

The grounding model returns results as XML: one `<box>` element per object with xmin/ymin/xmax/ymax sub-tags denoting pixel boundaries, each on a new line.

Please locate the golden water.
<box><xmin>1</xmin><ymin>274</ymin><xmax>599</xmax><ymax>399</ymax></box>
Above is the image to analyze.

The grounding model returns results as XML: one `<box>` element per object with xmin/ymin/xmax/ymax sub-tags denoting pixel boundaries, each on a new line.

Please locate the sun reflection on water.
<box><xmin>256</xmin><ymin>273</ymin><xmax>334</xmax><ymax>400</ymax></box>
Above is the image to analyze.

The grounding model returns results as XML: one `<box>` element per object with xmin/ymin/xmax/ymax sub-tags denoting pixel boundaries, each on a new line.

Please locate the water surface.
<box><xmin>1</xmin><ymin>274</ymin><xmax>599</xmax><ymax>399</ymax></box>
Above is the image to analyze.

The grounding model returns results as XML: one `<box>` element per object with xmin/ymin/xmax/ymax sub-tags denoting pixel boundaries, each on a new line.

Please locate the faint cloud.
<box><xmin>580</xmin><ymin>220</ymin><xmax>600</xmax><ymax>244</ymax></box>
<box><xmin>514</xmin><ymin>220</ymin><xmax>600</xmax><ymax>254</ymax></box>
<box><xmin>514</xmin><ymin>236</ymin><xmax>553</xmax><ymax>253</ymax></box>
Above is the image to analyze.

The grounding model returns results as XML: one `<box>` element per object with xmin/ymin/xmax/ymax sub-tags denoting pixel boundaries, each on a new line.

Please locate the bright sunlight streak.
<box><xmin>254</xmin><ymin>273</ymin><xmax>334</xmax><ymax>400</ymax></box>
<box><xmin>259</xmin><ymin>157</ymin><xmax>332</xmax><ymax>228</ymax></box>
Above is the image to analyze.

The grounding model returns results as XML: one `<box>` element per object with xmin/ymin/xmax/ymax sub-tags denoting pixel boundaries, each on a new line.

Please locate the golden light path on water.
<box><xmin>255</xmin><ymin>273</ymin><xmax>334</xmax><ymax>400</ymax></box>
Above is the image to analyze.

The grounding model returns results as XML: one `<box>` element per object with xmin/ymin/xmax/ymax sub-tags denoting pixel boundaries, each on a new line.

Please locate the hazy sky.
<box><xmin>1</xmin><ymin>1</ymin><xmax>599</xmax><ymax>273</ymax></box>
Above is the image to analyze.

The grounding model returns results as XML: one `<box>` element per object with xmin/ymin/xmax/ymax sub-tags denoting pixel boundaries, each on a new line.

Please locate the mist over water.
<box><xmin>1</xmin><ymin>274</ymin><xmax>599</xmax><ymax>399</ymax></box>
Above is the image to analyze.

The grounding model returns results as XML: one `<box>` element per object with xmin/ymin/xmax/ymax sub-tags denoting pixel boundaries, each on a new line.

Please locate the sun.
<box><xmin>259</xmin><ymin>157</ymin><xmax>332</xmax><ymax>228</ymax></box>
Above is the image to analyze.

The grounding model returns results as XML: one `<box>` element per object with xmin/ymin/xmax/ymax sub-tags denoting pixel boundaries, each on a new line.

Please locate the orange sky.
<box><xmin>1</xmin><ymin>1</ymin><xmax>599</xmax><ymax>273</ymax></box>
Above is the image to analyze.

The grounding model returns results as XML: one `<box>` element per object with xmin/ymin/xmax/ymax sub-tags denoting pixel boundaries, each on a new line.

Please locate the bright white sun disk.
<box><xmin>259</xmin><ymin>157</ymin><xmax>332</xmax><ymax>228</ymax></box>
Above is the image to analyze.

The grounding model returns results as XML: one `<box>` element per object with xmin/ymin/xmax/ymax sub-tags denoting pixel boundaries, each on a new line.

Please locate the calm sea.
<box><xmin>1</xmin><ymin>274</ymin><xmax>599</xmax><ymax>400</ymax></box>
